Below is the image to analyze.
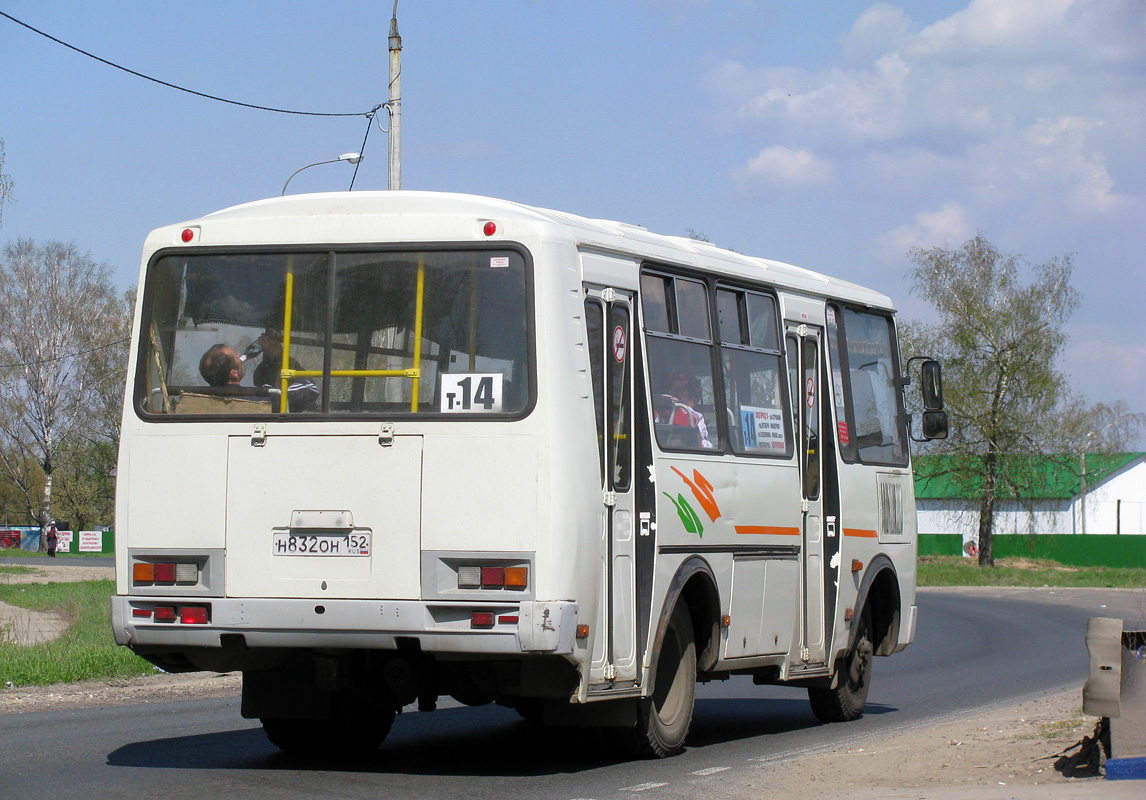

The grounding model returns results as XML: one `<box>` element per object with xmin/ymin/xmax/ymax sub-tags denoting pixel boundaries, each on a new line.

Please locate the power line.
<box><xmin>0</xmin><ymin>10</ymin><xmax>376</xmax><ymax>118</ymax></box>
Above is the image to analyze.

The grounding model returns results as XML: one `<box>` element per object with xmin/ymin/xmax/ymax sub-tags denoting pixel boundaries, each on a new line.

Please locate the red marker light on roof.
<box><xmin>181</xmin><ymin>228</ymin><xmax>194</xmax><ymax>243</ymax></box>
<box><xmin>483</xmin><ymin>221</ymin><xmax>497</xmax><ymax>236</ymax></box>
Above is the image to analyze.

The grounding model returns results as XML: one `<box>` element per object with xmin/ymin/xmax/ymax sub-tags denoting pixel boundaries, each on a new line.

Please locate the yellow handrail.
<box><xmin>410</xmin><ymin>258</ymin><xmax>425</xmax><ymax>412</ymax></box>
<box><xmin>284</xmin><ymin>368</ymin><xmax>420</xmax><ymax>378</ymax></box>
<box><xmin>279</xmin><ymin>256</ymin><xmax>295</xmax><ymax>413</ymax></box>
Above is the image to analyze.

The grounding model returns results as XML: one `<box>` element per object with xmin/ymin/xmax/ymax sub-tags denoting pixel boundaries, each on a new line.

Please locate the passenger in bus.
<box><xmin>199</xmin><ymin>344</ymin><xmax>248</xmax><ymax>388</ymax></box>
<box><xmin>251</xmin><ymin>333</ymin><xmax>319</xmax><ymax>412</ymax></box>
<box><xmin>198</xmin><ymin>339</ymin><xmax>318</xmax><ymax>411</ymax></box>
<box><xmin>655</xmin><ymin>371</ymin><xmax>714</xmax><ymax>448</ymax></box>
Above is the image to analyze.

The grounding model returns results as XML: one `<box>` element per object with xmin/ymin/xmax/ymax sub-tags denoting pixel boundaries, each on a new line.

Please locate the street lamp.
<box><xmin>281</xmin><ymin>152</ymin><xmax>363</xmax><ymax>196</ymax></box>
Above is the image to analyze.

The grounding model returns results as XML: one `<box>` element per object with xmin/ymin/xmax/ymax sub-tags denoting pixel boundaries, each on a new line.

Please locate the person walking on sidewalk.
<box><xmin>46</xmin><ymin>521</ymin><xmax>58</xmax><ymax>558</ymax></box>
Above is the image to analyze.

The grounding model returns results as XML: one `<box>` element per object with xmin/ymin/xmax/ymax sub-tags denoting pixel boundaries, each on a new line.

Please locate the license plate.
<box><xmin>272</xmin><ymin>532</ymin><xmax>371</xmax><ymax>557</ymax></box>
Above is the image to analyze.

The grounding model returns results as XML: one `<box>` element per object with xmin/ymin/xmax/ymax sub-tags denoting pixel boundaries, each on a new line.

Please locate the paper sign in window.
<box><xmin>740</xmin><ymin>406</ymin><xmax>786</xmax><ymax>451</ymax></box>
<box><xmin>440</xmin><ymin>373</ymin><xmax>504</xmax><ymax>413</ymax></box>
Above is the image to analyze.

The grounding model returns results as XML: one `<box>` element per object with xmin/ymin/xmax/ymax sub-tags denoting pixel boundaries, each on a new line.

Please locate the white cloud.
<box><xmin>911</xmin><ymin>0</ymin><xmax>1146</xmax><ymax>64</ymax></box>
<box><xmin>738</xmin><ymin>146</ymin><xmax>832</xmax><ymax>190</ymax></box>
<box><xmin>885</xmin><ymin>202</ymin><xmax>973</xmax><ymax>252</ymax></box>
<box><xmin>843</xmin><ymin>3</ymin><xmax>915</xmax><ymax>60</ymax></box>
<box><xmin>710</xmin><ymin>0</ymin><xmax>1143</xmax><ymax>226</ymax></box>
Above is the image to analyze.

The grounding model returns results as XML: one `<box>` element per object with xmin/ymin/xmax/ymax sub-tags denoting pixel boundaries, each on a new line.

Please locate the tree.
<box><xmin>901</xmin><ymin>234</ymin><xmax>1141</xmax><ymax>566</ymax></box>
<box><xmin>0</xmin><ymin>239</ymin><xmax>126</xmax><ymax>547</ymax></box>
<box><xmin>0</xmin><ymin>138</ymin><xmax>14</xmax><ymax>228</ymax></box>
<box><xmin>46</xmin><ymin>287</ymin><xmax>134</xmax><ymax>532</ymax></box>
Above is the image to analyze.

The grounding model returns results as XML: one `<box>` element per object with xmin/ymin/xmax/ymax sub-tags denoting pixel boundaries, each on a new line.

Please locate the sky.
<box><xmin>1</xmin><ymin>0</ymin><xmax>1143</xmax><ymax>442</ymax></box>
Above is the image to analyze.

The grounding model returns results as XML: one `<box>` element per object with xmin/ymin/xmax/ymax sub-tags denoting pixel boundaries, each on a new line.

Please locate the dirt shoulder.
<box><xmin>747</xmin><ymin>687</ymin><xmax>1118</xmax><ymax>800</ymax></box>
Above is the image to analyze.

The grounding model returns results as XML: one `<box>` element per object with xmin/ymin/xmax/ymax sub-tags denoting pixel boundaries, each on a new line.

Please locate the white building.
<box><xmin>915</xmin><ymin>453</ymin><xmax>1146</xmax><ymax>540</ymax></box>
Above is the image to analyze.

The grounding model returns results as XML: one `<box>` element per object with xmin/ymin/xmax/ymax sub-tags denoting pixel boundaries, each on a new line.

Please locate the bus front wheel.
<box><xmin>808</xmin><ymin>605</ymin><xmax>874</xmax><ymax>723</ymax></box>
<box><xmin>628</xmin><ymin>603</ymin><xmax>696</xmax><ymax>758</ymax></box>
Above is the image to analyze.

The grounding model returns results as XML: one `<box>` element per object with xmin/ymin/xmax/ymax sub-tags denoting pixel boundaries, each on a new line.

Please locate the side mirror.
<box><xmin>921</xmin><ymin>360</ymin><xmax>944</xmax><ymax>411</ymax></box>
<box><xmin>905</xmin><ymin>357</ymin><xmax>949</xmax><ymax>442</ymax></box>
<box><xmin>921</xmin><ymin>410</ymin><xmax>948</xmax><ymax>440</ymax></box>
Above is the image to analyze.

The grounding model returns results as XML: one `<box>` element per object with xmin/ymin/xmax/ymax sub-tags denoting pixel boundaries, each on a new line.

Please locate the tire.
<box><xmin>262</xmin><ymin>690</ymin><xmax>395</xmax><ymax>756</ymax></box>
<box><xmin>628</xmin><ymin>603</ymin><xmax>696</xmax><ymax>758</ymax></box>
<box><xmin>809</xmin><ymin>606</ymin><xmax>874</xmax><ymax>723</ymax></box>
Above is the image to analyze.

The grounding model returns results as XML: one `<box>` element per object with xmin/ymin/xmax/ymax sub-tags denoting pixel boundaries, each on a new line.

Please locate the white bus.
<box><xmin>112</xmin><ymin>191</ymin><xmax>946</xmax><ymax>758</ymax></box>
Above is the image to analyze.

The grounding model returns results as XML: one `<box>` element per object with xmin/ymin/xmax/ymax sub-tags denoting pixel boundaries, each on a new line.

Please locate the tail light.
<box><xmin>180</xmin><ymin>606</ymin><xmax>209</xmax><ymax>624</ymax></box>
<box><xmin>457</xmin><ymin>564</ymin><xmax>528</xmax><ymax>590</ymax></box>
<box><xmin>132</xmin><ymin>560</ymin><xmax>199</xmax><ymax>587</ymax></box>
<box><xmin>132</xmin><ymin>603</ymin><xmax>210</xmax><ymax>624</ymax></box>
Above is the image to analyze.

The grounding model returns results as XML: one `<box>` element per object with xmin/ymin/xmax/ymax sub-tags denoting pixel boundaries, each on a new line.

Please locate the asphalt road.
<box><xmin>2</xmin><ymin>587</ymin><xmax>1140</xmax><ymax>800</ymax></box>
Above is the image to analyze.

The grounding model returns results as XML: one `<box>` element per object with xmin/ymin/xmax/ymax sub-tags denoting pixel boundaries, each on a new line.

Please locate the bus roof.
<box><xmin>149</xmin><ymin>191</ymin><xmax>895</xmax><ymax>311</ymax></box>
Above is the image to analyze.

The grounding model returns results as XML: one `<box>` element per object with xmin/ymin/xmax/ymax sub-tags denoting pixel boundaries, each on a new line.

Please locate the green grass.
<box><xmin>0</xmin><ymin>565</ymin><xmax>36</xmax><ymax>576</ymax></box>
<box><xmin>918</xmin><ymin>555</ymin><xmax>1146</xmax><ymax>588</ymax></box>
<box><xmin>0</xmin><ymin>579</ymin><xmax>154</xmax><ymax>686</ymax></box>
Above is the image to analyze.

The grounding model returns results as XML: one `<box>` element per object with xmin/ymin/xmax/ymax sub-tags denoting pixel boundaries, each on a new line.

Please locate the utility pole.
<box><xmin>388</xmin><ymin>1</ymin><xmax>402</xmax><ymax>190</ymax></box>
<box><xmin>1079</xmin><ymin>450</ymin><xmax>1087</xmax><ymax>535</ymax></box>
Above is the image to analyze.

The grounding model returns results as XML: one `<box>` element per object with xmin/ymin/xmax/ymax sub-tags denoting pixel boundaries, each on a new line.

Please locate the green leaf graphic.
<box><xmin>664</xmin><ymin>492</ymin><xmax>704</xmax><ymax>538</ymax></box>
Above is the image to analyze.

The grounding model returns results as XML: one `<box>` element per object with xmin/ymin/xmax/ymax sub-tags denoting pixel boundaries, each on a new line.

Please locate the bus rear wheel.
<box><xmin>262</xmin><ymin>691</ymin><xmax>395</xmax><ymax>756</ymax></box>
<box><xmin>628</xmin><ymin>603</ymin><xmax>696</xmax><ymax>758</ymax></box>
<box><xmin>809</xmin><ymin>606</ymin><xmax>874</xmax><ymax>723</ymax></box>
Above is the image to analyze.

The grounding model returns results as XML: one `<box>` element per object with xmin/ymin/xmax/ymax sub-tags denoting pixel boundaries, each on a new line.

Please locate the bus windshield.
<box><xmin>136</xmin><ymin>247</ymin><xmax>531</xmax><ymax>417</ymax></box>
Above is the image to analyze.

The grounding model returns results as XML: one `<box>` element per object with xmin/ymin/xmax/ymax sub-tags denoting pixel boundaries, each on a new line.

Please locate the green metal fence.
<box><xmin>919</xmin><ymin>533</ymin><xmax>1146</xmax><ymax>568</ymax></box>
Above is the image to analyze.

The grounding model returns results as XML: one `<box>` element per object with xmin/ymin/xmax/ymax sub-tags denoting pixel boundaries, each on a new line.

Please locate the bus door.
<box><xmin>585</xmin><ymin>287</ymin><xmax>637</xmax><ymax>687</ymax></box>
<box><xmin>787</xmin><ymin>325</ymin><xmax>826</xmax><ymax>666</ymax></box>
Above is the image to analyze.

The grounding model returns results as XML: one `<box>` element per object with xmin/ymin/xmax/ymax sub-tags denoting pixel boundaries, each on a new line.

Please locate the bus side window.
<box><xmin>641</xmin><ymin>272</ymin><xmax>720</xmax><ymax>451</ymax></box>
<box><xmin>585</xmin><ymin>299</ymin><xmax>606</xmax><ymax>484</ymax></box>
<box><xmin>717</xmin><ymin>287</ymin><xmax>788</xmax><ymax>458</ymax></box>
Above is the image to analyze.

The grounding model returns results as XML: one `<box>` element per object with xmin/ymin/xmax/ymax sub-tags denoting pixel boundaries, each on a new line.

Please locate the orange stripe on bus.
<box><xmin>735</xmin><ymin>525</ymin><xmax>801</xmax><ymax>536</ymax></box>
<box><xmin>843</xmin><ymin>528</ymin><xmax>879</xmax><ymax>538</ymax></box>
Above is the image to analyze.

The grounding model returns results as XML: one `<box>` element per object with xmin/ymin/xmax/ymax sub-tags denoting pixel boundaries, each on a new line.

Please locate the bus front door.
<box><xmin>585</xmin><ymin>287</ymin><xmax>637</xmax><ymax>688</ymax></box>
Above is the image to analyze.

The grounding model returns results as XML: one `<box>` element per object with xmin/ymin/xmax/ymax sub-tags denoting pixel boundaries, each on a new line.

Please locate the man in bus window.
<box><xmin>655</xmin><ymin>371</ymin><xmax>714</xmax><ymax>448</ymax></box>
<box><xmin>199</xmin><ymin>339</ymin><xmax>318</xmax><ymax>411</ymax></box>
<box><xmin>199</xmin><ymin>344</ymin><xmax>247</xmax><ymax>388</ymax></box>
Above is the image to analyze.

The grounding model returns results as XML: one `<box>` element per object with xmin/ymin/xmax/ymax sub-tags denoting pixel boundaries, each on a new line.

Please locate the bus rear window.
<box><xmin>137</xmin><ymin>248</ymin><xmax>531</xmax><ymax>417</ymax></box>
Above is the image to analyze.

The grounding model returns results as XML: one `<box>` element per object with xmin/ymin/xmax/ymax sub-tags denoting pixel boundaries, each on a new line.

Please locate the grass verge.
<box><xmin>0</xmin><ymin>579</ymin><xmax>154</xmax><ymax>686</ymax></box>
<box><xmin>918</xmin><ymin>555</ymin><xmax>1146</xmax><ymax>588</ymax></box>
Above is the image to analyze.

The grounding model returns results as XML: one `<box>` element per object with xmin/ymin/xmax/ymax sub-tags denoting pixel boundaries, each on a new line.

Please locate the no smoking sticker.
<box><xmin>612</xmin><ymin>326</ymin><xmax>627</xmax><ymax>363</ymax></box>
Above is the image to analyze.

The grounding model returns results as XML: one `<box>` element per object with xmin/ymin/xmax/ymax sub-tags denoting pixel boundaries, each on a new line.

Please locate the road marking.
<box><xmin>622</xmin><ymin>782</ymin><xmax>669</xmax><ymax>792</ymax></box>
<box><xmin>690</xmin><ymin>766</ymin><xmax>731</xmax><ymax>775</ymax></box>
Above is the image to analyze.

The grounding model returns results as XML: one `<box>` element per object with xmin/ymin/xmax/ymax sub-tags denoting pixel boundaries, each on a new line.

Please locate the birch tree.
<box><xmin>0</xmin><ymin>239</ymin><xmax>123</xmax><ymax>546</ymax></box>
<box><xmin>904</xmin><ymin>235</ymin><xmax>1077</xmax><ymax>567</ymax></box>
<box><xmin>0</xmin><ymin>138</ymin><xmax>13</xmax><ymax>227</ymax></box>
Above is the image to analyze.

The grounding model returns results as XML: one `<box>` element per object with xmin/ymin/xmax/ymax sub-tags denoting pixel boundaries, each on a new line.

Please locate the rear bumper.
<box><xmin>111</xmin><ymin>595</ymin><xmax>578</xmax><ymax>656</ymax></box>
